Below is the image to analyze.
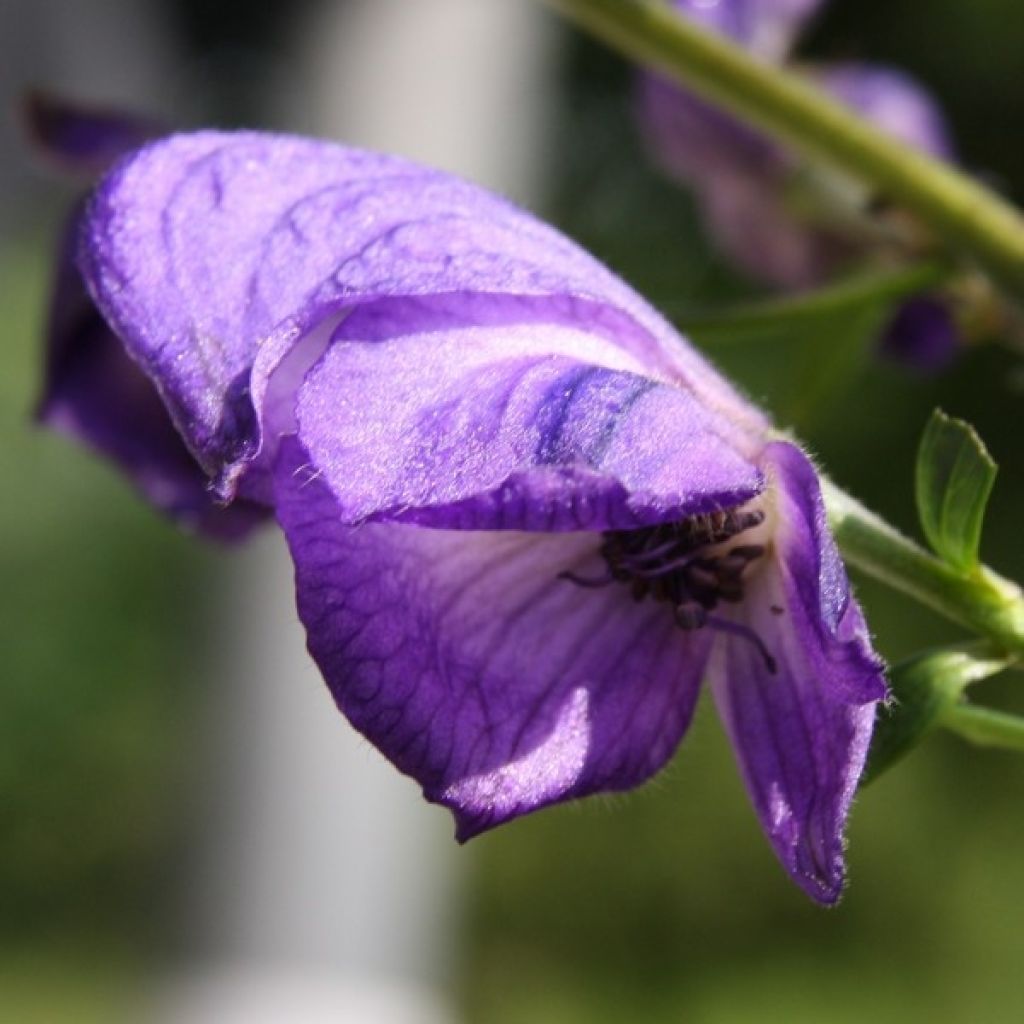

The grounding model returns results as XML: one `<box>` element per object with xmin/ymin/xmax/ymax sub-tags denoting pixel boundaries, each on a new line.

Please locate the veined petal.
<box><xmin>37</xmin><ymin>209</ymin><xmax>267</xmax><ymax>539</ymax></box>
<box><xmin>274</xmin><ymin>438</ymin><xmax>713</xmax><ymax>837</ymax></box>
<box><xmin>762</xmin><ymin>442</ymin><xmax>886</xmax><ymax>697</ymax></box>
<box><xmin>292</xmin><ymin>320</ymin><xmax>765</xmax><ymax>530</ymax></box>
<box><xmin>78</xmin><ymin>132</ymin><xmax>760</xmax><ymax>489</ymax></box>
<box><xmin>710</xmin><ymin>442</ymin><xmax>885</xmax><ymax>904</ymax></box>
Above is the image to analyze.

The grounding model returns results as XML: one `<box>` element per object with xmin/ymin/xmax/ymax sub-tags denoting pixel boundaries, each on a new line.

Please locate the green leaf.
<box><xmin>782</xmin><ymin>306</ymin><xmax>885</xmax><ymax>427</ymax></box>
<box><xmin>862</xmin><ymin>644</ymin><xmax>1008</xmax><ymax>785</ymax></box>
<box><xmin>915</xmin><ymin>408</ymin><xmax>997</xmax><ymax>573</ymax></box>
<box><xmin>940</xmin><ymin>703</ymin><xmax>1024</xmax><ymax>754</ymax></box>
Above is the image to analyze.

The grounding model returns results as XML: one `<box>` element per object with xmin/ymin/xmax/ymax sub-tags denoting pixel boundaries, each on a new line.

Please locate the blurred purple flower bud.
<box><xmin>638</xmin><ymin>3</ymin><xmax>962</xmax><ymax>369</ymax></box>
<box><xmin>877</xmin><ymin>295</ymin><xmax>960</xmax><ymax>373</ymax></box>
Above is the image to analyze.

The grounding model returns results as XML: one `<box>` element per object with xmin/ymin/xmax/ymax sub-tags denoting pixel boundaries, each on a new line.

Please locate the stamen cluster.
<box><xmin>561</xmin><ymin>507</ymin><xmax>775</xmax><ymax>671</ymax></box>
<box><xmin>602</xmin><ymin>509</ymin><xmax>765</xmax><ymax>619</ymax></box>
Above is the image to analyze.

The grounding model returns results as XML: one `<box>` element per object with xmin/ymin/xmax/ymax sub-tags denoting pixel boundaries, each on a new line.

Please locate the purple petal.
<box><xmin>78</xmin><ymin>132</ymin><xmax>763</xmax><ymax>495</ymax></box>
<box><xmin>290</xmin><ymin>319</ymin><xmax>765</xmax><ymax>530</ymax></box>
<box><xmin>22</xmin><ymin>92</ymin><xmax>162</xmax><ymax>178</ymax></box>
<box><xmin>38</xmin><ymin>209</ymin><xmax>268</xmax><ymax>539</ymax></box>
<box><xmin>760</xmin><ymin>443</ymin><xmax>885</xmax><ymax>701</ymax></box>
<box><xmin>878</xmin><ymin>296</ymin><xmax>960</xmax><ymax>373</ymax></box>
<box><xmin>711</xmin><ymin>442</ymin><xmax>885</xmax><ymax>903</ymax></box>
<box><xmin>273</xmin><ymin>438</ymin><xmax>712</xmax><ymax>837</ymax></box>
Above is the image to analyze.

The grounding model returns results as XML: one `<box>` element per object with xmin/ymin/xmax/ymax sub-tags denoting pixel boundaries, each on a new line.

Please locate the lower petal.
<box><xmin>710</xmin><ymin>581</ymin><xmax>877</xmax><ymax>904</ymax></box>
<box><xmin>710</xmin><ymin>442</ymin><xmax>885</xmax><ymax>904</ymax></box>
<box><xmin>274</xmin><ymin>438</ymin><xmax>712</xmax><ymax>838</ymax></box>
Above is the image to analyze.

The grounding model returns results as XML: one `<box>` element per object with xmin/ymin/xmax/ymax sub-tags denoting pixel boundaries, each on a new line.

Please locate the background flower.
<box><xmin>637</xmin><ymin>0</ymin><xmax>962</xmax><ymax>371</ymax></box>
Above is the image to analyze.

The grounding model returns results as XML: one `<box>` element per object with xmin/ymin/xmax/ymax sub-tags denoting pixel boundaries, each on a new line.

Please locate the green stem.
<box><xmin>822</xmin><ymin>481</ymin><xmax>1024</xmax><ymax>658</ymax></box>
<box><xmin>678</xmin><ymin>261</ymin><xmax>950</xmax><ymax>342</ymax></box>
<box><xmin>941</xmin><ymin>703</ymin><xmax>1024</xmax><ymax>753</ymax></box>
<box><xmin>538</xmin><ymin>0</ymin><xmax>1024</xmax><ymax>300</ymax></box>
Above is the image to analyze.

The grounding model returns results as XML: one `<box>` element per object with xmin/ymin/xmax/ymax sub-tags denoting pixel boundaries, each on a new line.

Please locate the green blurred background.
<box><xmin>3</xmin><ymin>1</ymin><xmax>1023</xmax><ymax>1021</ymax></box>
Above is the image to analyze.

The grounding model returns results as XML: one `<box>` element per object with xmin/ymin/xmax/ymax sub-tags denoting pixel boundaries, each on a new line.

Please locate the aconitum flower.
<box><xmin>41</xmin><ymin>126</ymin><xmax>886</xmax><ymax>903</ymax></box>
<box><xmin>638</xmin><ymin>0</ymin><xmax>960</xmax><ymax>371</ymax></box>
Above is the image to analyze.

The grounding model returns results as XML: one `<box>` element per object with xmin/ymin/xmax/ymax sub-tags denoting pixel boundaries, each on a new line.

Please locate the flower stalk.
<box><xmin>823</xmin><ymin>496</ymin><xmax>1024</xmax><ymax>759</ymax></box>
<box><xmin>537</xmin><ymin>0</ymin><xmax>1024</xmax><ymax>302</ymax></box>
<box><xmin>822</xmin><ymin>480</ymin><xmax>1024</xmax><ymax>659</ymax></box>
<box><xmin>941</xmin><ymin>702</ymin><xmax>1024</xmax><ymax>753</ymax></box>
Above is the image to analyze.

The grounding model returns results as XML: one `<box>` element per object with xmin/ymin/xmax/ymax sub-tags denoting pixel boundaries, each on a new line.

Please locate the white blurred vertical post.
<box><xmin>158</xmin><ymin>3</ymin><xmax>554</xmax><ymax>1022</ymax></box>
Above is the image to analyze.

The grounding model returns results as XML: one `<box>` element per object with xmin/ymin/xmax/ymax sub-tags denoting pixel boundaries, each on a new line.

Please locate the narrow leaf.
<box><xmin>915</xmin><ymin>408</ymin><xmax>997</xmax><ymax>572</ymax></box>
<box><xmin>862</xmin><ymin>644</ymin><xmax>1008</xmax><ymax>785</ymax></box>
<box><xmin>940</xmin><ymin>703</ymin><xmax>1024</xmax><ymax>754</ymax></box>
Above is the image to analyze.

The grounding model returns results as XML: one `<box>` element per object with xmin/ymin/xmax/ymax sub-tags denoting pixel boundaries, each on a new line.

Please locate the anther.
<box><xmin>561</xmin><ymin>506</ymin><xmax>775</xmax><ymax>673</ymax></box>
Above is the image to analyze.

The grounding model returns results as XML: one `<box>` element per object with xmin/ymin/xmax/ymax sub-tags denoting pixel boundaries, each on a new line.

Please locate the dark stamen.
<box><xmin>561</xmin><ymin>506</ymin><xmax>776</xmax><ymax>672</ymax></box>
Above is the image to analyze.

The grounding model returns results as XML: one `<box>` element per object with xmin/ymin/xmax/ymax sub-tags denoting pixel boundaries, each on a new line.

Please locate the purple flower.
<box><xmin>43</xmin><ymin>128</ymin><xmax>886</xmax><ymax>902</ymax></box>
<box><xmin>638</xmin><ymin>0</ymin><xmax>960</xmax><ymax>368</ymax></box>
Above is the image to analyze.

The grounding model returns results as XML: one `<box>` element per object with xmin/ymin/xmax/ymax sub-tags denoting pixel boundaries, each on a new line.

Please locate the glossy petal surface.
<box><xmin>711</xmin><ymin>443</ymin><xmax>884</xmax><ymax>902</ymax></box>
<box><xmin>274</xmin><ymin>439</ymin><xmax>713</xmax><ymax>838</ymax></box>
